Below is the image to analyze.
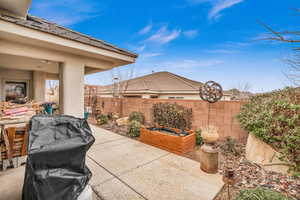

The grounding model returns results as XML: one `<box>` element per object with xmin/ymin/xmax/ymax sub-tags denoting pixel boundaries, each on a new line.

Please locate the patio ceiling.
<box><xmin>0</xmin><ymin>54</ymin><xmax>59</xmax><ymax>74</ymax></box>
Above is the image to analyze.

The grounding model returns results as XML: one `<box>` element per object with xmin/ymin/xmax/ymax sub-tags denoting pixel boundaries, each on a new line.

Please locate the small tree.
<box><xmin>229</xmin><ymin>82</ymin><xmax>253</xmax><ymax>100</ymax></box>
<box><xmin>258</xmin><ymin>16</ymin><xmax>300</xmax><ymax>86</ymax></box>
<box><xmin>47</xmin><ymin>80</ymin><xmax>59</xmax><ymax>95</ymax></box>
<box><xmin>110</xmin><ymin>65</ymin><xmax>135</xmax><ymax>98</ymax></box>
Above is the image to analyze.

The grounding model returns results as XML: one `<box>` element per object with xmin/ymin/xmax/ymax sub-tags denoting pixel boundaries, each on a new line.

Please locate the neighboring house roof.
<box><xmin>0</xmin><ymin>14</ymin><xmax>138</xmax><ymax>58</ymax></box>
<box><xmin>99</xmin><ymin>71</ymin><xmax>231</xmax><ymax>95</ymax></box>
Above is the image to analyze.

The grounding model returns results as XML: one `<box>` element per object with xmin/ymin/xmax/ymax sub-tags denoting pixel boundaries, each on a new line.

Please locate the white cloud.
<box><xmin>139</xmin><ymin>23</ymin><xmax>153</xmax><ymax>35</ymax></box>
<box><xmin>249</xmin><ymin>33</ymin><xmax>277</xmax><ymax>41</ymax></box>
<box><xmin>140</xmin><ymin>53</ymin><xmax>163</xmax><ymax>58</ymax></box>
<box><xmin>163</xmin><ymin>59</ymin><xmax>224</xmax><ymax>69</ymax></box>
<box><xmin>30</xmin><ymin>0</ymin><xmax>102</xmax><ymax>26</ymax></box>
<box><xmin>209</xmin><ymin>0</ymin><xmax>244</xmax><ymax>20</ymax></box>
<box><xmin>147</xmin><ymin>25</ymin><xmax>181</xmax><ymax>44</ymax></box>
<box><xmin>225</xmin><ymin>41</ymin><xmax>251</xmax><ymax>47</ymax></box>
<box><xmin>186</xmin><ymin>0</ymin><xmax>244</xmax><ymax>20</ymax></box>
<box><xmin>183</xmin><ymin>30</ymin><xmax>199</xmax><ymax>38</ymax></box>
<box><xmin>130</xmin><ymin>44</ymin><xmax>146</xmax><ymax>53</ymax></box>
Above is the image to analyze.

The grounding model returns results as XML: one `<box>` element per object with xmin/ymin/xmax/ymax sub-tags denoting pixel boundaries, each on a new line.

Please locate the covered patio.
<box><xmin>0</xmin><ymin>1</ymin><xmax>137</xmax><ymax>117</ymax></box>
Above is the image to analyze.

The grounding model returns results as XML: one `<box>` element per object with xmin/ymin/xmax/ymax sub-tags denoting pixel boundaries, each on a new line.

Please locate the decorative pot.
<box><xmin>200</xmin><ymin>144</ymin><xmax>219</xmax><ymax>174</ymax></box>
<box><xmin>201</xmin><ymin>126</ymin><xmax>219</xmax><ymax>144</ymax></box>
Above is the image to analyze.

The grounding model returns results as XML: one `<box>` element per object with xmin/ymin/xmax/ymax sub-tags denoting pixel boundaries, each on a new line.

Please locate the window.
<box><xmin>5</xmin><ymin>81</ymin><xmax>27</xmax><ymax>101</ymax></box>
<box><xmin>150</xmin><ymin>95</ymin><xmax>158</xmax><ymax>99</ymax></box>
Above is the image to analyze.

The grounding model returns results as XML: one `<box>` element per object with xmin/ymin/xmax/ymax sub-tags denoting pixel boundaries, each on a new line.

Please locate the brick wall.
<box><xmin>85</xmin><ymin>97</ymin><xmax>248</xmax><ymax>142</ymax></box>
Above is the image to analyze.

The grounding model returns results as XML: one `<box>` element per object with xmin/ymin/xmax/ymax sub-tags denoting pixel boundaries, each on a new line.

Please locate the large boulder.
<box><xmin>245</xmin><ymin>134</ymin><xmax>289</xmax><ymax>174</ymax></box>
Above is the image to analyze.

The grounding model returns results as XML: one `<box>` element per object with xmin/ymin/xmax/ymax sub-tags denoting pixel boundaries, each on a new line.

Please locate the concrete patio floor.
<box><xmin>0</xmin><ymin>125</ymin><xmax>223</xmax><ymax>200</ymax></box>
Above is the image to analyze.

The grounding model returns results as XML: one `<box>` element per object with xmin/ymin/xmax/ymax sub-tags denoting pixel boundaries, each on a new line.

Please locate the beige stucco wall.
<box><xmin>159</xmin><ymin>94</ymin><xmax>200</xmax><ymax>100</ymax></box>
<box><xmin>99</xmin><ymin>93</ymin><xmax>232</xmax><ymax>100</ymax></box>
<box><xmin>33</xmin><ymin>71</ymin><xmax>46</xmax><ymax>102</ymax></box>
<box><xmin>0</xmin><ymin>18</ymin><xmax>136</xmax><ymax>118</ymax></box>
<box><xmin>154</xmin><ymin>94</ymin><xmax>232</xmax><ymax>100</ymax></box>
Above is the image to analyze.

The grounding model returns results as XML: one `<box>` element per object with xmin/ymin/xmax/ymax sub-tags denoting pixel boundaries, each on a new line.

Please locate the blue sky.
<box><xmin>29</xmin><ymin>0</ymin><xmax>300</xmax><ymax>92</ymax></box>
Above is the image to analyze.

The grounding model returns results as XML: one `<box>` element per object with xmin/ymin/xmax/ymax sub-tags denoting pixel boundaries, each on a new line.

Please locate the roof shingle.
<box><xmin>0</xmin><ymin>14</ymin><xmax>138</xmax><ymax>58</ymax></box>
<box><xmin>100</xmin><ymin>71</ymin><xmax>204</xmax><ymax>93</ymax></box>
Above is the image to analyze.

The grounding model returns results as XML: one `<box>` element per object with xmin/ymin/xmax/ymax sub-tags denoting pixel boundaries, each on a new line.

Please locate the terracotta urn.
<box><xmin>201</xmin><ymin>125</ymin><xmax>219</xmax><ymax>144</ymax></box>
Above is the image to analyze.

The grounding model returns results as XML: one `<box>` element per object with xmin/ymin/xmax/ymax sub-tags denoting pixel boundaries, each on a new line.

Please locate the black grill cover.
<box><xmin>22</xmin><ymin>115</ymin><xmax>95</xmax><ymax>200</ymax></box>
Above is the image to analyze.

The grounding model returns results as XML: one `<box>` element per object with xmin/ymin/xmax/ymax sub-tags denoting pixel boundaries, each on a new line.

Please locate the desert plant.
<box><xmin>235</xmin><ymin>188</ymin><xmax>293</xmax><ymax>200</ymax></box>
<box><xmin>129</xmin><ymin>111</ymin><xmax>145</xmax><ymax>124</ymax></box>
<box><xmin>98</xmin><ymin>114</ymin><xmax>109</xmax><ymax>125</ymax></box>
<box><xmin>128</xmin><ymin>120</ymin><xmax>141</xmax><ymax>137</ymax></box>
<box><xmin>152</xmin><ymin>102</ymin><xmax>192</xmax><ymax>130</ymax></box>
<box><xmin>201</xmin><ymin>125</ymin><xmax>219</xmax><ymax>143</ymax></box>
<box><xmin>220</xmin><ymin>137</ymin><xmax>240</xmax><ymax>156</ymax></box>
<box><xmin>195</xmin><ymin>130</ymin><xmax>203</xmax><ymax>146</ymax></box>
<box><xmin>237</xmin><ymin>87</ymin><xmax>300</xmax><ymax>172</ymax></box>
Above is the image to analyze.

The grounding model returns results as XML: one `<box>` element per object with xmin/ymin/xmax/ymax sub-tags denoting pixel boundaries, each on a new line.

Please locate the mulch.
<box><xmin>189</xmin><ymin>144</ymin><xmax>300</xmax><ymax>200</ymax></box>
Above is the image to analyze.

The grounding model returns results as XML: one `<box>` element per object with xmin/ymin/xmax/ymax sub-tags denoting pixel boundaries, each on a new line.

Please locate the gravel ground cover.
<box><xmin>93</xmin><ymin>121</ymin><xmax>300</xmax><ymax>200</ymax></box>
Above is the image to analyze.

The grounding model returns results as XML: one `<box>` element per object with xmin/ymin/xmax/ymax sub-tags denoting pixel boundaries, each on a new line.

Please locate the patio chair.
<box><xmin>1</xmin><ymin>124</ymin><xmax>28</xmax><ymax>170</ymax></box>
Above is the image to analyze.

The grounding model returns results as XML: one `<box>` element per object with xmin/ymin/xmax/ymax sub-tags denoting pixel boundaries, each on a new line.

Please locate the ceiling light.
<box><xmin>41</xmin><ymin>60</ymin><xmax>51</xmax><ymax>64</ymax></box>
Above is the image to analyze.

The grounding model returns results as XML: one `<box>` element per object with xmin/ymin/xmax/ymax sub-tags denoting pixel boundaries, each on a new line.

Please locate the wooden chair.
<box><xmin>1</xmin><ymin>124</ymin><xmax>29</xmax><ymax>170</ymax></box>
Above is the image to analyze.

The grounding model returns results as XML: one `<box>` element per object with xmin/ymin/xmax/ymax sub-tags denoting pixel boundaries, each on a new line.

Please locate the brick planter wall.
<box><xmin>85</xmin><ymin>97</ymin><xmax>248</xmax><ymax>142</ymax></box>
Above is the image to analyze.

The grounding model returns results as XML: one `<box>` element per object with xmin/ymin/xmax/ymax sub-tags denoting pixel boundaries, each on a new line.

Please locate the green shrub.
<box><xmin>98</xmin><ymin>114</ymin><xmax>109</xmax><ymax>125</ymax></box>
<box><xmin>195</xmin><ymin>130</ymin><xmax>203</xmax><ymax>146</ymax></box>
<box><xmin>128</xmin><ymin>120</ymin><xmax>141</xmax><ymax>137</ymax></box>
<box><xmin>235</xmin><ymin>188</ymin><xmax>293</xmax><ymax>200</ymax></box>
<box><xmin>129</xmin><ymin>111</ymin><xmax>145</xmax><ymax>124</ymax></box>
<box><xmin>237</xmin><ymin>87</ymin><xmax>300</xmax><ymax>172</ymax></box>
<box><xmin>152</xmin><ymin>102</ymin><xmax>193</xmax><ymax>130</ymax></box>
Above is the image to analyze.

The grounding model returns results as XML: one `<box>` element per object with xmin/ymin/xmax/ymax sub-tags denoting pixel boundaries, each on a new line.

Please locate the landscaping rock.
<box><xmin>246</xmin><ymin>134</ymin><xmax>289</xmax><ymax>174</ymax></box>
<box><xmin>116</xmin><ymin>117</ymin><xmax>129</xmax><ymax>126</ymax></box>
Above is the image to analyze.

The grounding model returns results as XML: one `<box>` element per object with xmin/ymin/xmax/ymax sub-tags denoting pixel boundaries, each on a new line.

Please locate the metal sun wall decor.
<box><xmin>200</xmin><ymin>81</ymin><xmax>236</xmax><ymax>200</ymax></box>
<box><xmin>199</xmin><ymin>81</ymin><xmax>223</xmax><ymax>125</ymax></box>
<box><xmin>199</xmin><ymin>81</ymin><xmax>223</xmax><ymax>103</ymax></box>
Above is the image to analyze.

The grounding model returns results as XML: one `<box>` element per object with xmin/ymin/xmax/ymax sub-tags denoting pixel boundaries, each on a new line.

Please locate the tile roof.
<box><xmin>100</xmin><ymin>71</ymin><xmax>205</xmax><ymax>93</ymax></box>
<box><xmin>0</xmin><ymin>14</ymin><xmax>138</xmax><ymax>58</ymax></box>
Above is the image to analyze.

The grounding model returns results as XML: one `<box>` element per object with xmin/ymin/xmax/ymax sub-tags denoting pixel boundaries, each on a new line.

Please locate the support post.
<box><xmin>59</xmin><ymin>61</ymin><xmax>85</xmax><ymax>118</ymax></box>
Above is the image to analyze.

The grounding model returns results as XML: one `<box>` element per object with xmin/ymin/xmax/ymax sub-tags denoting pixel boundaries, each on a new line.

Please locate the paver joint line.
<box><xmin>93</xmin><ymin>137</ymin><xmax>127</xmax><ymax>147</ymax></box>
<box><xmin>91</xmin><ymin>186</ymin><xmax>105</xmax><ymax>200</ymax></box>
<box><xmin>88</xmin><ymin>155</ymin><xmax>149</xmax><ymax>200</ymax></box>
<box><xmin>114</xmin><ymin>152</ymin><xmax>170</xmax><ymax>178</ymax></box>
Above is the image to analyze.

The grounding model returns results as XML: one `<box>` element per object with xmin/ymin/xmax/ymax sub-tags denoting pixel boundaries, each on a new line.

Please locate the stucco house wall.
<box><xmin>98</xmin><ymin>93</ymin><xmax>232</xmax><ymax>100</ymax></box>
<box><xmin>158</xmin><ymin>94</ymin><xmax>232</xmax><ymax>100</ymax></box>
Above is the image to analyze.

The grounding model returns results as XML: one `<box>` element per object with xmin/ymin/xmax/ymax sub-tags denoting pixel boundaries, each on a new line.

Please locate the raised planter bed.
<box><xmin>140</xmin><ymin>127</ymin><xmax>196</xmax><ymax>155</ymax></box>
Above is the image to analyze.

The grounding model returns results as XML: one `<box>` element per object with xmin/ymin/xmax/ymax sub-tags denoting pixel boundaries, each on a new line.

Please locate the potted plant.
<box><xmin>140</xmin><ymin>102</ymin><xmax>195</xmax><ymax>155</ymax></box>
